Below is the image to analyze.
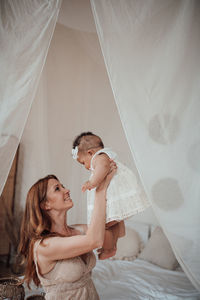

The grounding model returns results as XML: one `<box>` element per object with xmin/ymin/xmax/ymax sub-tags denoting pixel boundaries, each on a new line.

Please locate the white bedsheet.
<box><xmin>92</xmin><ymin>258</ymin><xmax>200</xmax><ymax>300</ymax></box>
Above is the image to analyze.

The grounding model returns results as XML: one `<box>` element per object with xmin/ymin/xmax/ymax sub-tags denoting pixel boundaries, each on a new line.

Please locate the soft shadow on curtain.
<box><xmin>0</xmin><ymin>0</ymin><xmax>61</xmax><ymax>196</ymax></box>
<box><xmin>91</xmin><ymin>0</ymin><xmax>200</xmax><ymax>290</ymax></box>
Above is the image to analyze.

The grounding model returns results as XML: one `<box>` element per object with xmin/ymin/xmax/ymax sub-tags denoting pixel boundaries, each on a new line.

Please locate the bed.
<box><xmin>93</xmin><ymin>258</ymin><xmax>200</xmax><ymax>300</ymax></box>
<box><xmin>92</xmin><ymin>221</ymin><xmax>200</xmax><ymax>300</ymax></box>
<box><xmin>24</xmin><ymin>222</ymin><xmax>200</xmax><ymax>299</ymax></box>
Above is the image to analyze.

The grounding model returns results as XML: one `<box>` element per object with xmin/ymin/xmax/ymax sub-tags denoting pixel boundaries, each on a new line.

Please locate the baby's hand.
<box><xmin>82</xmin><ymin>181</ymin><xmax>92</xmax><ymax>192</ymax></box>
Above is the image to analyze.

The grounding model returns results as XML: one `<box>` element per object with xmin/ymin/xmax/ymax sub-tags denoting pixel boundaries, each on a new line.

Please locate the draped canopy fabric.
<box><xmin>91</xmin><ymin>0</ymin><xmax>200</xmax><ymax>290</ymax></box>
<box><xmin>0</xmin><ymin>0</ymin><xmax>61</xmax><ymax>196</ymax></box>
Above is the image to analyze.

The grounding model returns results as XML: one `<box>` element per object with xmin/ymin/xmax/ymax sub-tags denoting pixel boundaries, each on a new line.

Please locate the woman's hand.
<box><xmin>97</xmin><ymin>159</ymin><xmax>117</xmax><ymax>191</ymax></box>
<box><xmin>108</xmin><ymin>159</ymin><xmax>117</xmax><ymax>174</ymax></box>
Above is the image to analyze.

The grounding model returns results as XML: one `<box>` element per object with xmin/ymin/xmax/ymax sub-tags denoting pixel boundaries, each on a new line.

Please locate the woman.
<box><xmin>19</xmin><ymin>162</ymin><xmax>116</xmax><ymax>300</ymax></box>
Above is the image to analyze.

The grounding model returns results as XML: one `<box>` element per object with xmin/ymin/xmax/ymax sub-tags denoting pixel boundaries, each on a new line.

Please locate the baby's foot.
<box><xmin>98</xmin><ymin>248</ymin><xmax>116</xmax><ymax>260</ymax></box>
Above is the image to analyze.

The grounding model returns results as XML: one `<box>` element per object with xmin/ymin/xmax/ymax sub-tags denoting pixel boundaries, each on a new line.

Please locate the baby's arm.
<box><xmin>82</xmin><ymin>154</ymin><xmax>110</xmax><ymax>192</ymax></box>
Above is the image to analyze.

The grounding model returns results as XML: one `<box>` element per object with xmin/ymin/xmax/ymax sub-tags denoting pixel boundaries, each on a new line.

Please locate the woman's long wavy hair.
<box><xmin>18</xmin><ymin>174</ymin><xmax>59</xmax><ymax>288</ymax></box>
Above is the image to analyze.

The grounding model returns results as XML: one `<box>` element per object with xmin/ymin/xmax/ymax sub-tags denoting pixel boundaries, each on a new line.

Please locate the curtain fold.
<box><xmin>0</xmin><ymin>0</ymin><xmax>61</xmax><ymax>196</ymax></box>
<box><xmin>91</xmin><ymin>0</ymin><xmax>200</xmax><ymax>290</ymax></box>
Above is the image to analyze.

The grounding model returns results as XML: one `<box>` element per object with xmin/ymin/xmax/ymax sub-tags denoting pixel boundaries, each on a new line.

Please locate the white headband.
<box><xmin>72</xmin><ymin>146</ymin><xmax>79</xmax><ymax>160</ymax></box>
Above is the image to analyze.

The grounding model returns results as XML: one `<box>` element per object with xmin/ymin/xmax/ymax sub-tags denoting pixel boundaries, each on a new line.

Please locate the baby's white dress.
<box><xmin>87</xmin><ymin>148</ymin><xmax>150</xmax><ymax>224</ymax></box>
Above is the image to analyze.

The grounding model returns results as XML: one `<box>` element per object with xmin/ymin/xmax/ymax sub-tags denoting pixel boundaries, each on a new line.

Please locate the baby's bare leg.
<box><xmin>106</xmin><ymin>220</ymin><xmax>125</xmax><ymax>238</ymax></box>
<box><xmin>98</xmin><ymin>222</ymin><xmax>120</xmax><ymax>260</ymax></box>
<box><xmin>118</xmin><ymin>221</ymin><xmax>126</xmax><ymax>237</ymax></box>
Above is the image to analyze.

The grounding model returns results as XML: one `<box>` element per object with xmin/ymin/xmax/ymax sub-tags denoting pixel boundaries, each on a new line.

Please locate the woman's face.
<box><xmin>45</xmin><ymin>179</ymin><xmax>73</xmax><ymax>211</ymax></box>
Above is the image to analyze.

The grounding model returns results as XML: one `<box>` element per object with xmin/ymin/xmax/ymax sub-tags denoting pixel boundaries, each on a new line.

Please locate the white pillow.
<box><xmin>125</xmin><ymin>219</ymin><xmax>150</xmax><ymax>245</ymax></box>
<box><xmin>111</xmin><ymin>226</ymin><xmax>143</xmax><ymax>261</ymax></box>
<box><xmin>138</xmin><ymin>226</ymin><xmax>178</xmax><ymax>270</ymax></box>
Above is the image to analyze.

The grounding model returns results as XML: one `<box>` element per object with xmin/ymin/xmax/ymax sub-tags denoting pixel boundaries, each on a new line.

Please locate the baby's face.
<box><xmin>77</xmin><ymin>152</ymin><xmax>92</xmax><ymax>170</ymax></box>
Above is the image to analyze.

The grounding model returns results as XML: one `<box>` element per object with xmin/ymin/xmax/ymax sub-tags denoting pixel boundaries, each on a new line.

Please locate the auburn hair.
<box><xmin>18</xmin><ymin>174</ymin><xmax>59</xmax><ymax>288</ymax></box>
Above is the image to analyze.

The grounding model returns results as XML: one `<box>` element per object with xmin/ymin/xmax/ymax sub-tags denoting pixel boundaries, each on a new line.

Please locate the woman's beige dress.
<box><xmin>34</xmin><ymin>240</ymin><xmax>99</xmax><ymax>300</ymax></box>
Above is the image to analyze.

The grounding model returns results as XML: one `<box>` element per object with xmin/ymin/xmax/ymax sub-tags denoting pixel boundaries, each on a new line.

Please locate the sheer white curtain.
<box><xmin>91</xmin><ymin>0</ymin><xmax>200</xmax><ymax>290</ymax></box>
<box><xmin>0</xmin><ymin>0</ymin><xmax>61</xmax><ymax>196</ymax></box>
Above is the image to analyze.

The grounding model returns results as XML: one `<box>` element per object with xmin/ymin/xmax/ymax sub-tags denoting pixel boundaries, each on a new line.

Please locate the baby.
<box><xmin>72</xmin><ymin>132</ymin><xmax>150</xmax><ymax>259</ymax></box>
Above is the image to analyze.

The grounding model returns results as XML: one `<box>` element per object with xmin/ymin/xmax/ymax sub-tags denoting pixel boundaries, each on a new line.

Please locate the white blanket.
<box><xmin>92</xmin><ymin>259</ymin><xmax>200</xmax><ymax>300</ymax></box>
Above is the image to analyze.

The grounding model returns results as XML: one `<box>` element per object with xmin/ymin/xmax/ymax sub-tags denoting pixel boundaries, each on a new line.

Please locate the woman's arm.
<box><xmin>37</xmin><ymin>165</ymin><xmax>116</xmax><ymax>263</ymax></box>
<box><xmin>82</xmin><ymin>154</ymin><xmax>110</xmax><ymax>192</ymax></box>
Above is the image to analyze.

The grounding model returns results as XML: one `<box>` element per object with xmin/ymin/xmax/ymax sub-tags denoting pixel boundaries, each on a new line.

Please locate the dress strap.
<box><xmin>90</xmin><ymin>151</ymin><xmax>98</xmax><ymax>171</ymax></box>
<box><xmin>33</xmin><ymin>239</ymin><xmax>55</xmax><ymax>286</ymax></box>
<box><xmin>33</xmin><ymin>239</ymin><xmax>42</xmax><ymax>279</ymax></box>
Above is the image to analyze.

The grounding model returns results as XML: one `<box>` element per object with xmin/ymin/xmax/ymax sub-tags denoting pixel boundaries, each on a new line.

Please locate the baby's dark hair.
<box><xmin>72</xmin><ymin>132</ymin><xmax>104</xmax><ymax>152</ymax></box>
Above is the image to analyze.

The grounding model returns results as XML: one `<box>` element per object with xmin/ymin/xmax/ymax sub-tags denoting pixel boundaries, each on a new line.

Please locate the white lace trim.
<box><xmin>87</xmin><ymin>192</ymin><xmax>150</xmax><ymax>224</ymax></box>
